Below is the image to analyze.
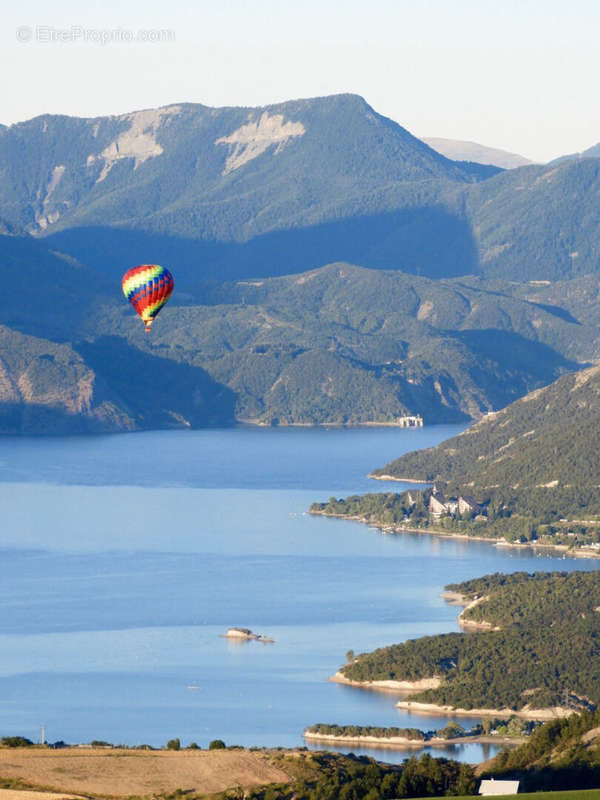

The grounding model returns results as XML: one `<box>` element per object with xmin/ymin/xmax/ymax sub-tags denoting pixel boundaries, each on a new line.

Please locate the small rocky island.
<box><xmin>224</xmin><ymin>627</ymin><xmax>275</xmax><ymax>643</ymax></box>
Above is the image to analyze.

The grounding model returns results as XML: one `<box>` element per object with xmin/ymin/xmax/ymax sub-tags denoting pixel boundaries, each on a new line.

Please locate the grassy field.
<box><xmin>0</xmin><ymin>747</ymin><xmax>294</xmax><ymax>797</ymax></box>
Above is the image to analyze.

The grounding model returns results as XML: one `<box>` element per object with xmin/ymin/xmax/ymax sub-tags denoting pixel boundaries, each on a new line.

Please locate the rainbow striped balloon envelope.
<box><xmin>122</xmin><ymin>264</ymin><xmax>174</xmax><ymax>331</ymax></box>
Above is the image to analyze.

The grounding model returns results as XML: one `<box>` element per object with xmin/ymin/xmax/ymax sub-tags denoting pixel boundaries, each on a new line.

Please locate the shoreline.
<box><xmin>237</xmin><ymin>421</ymin><xmax>425</xmax><ymax>429</ymax></box>
<box><xmin>331</xmin><ymin>672</ymin><xmax>574</xmax><ymax>720</ymax></box>
<box><xmin>438</xmin><ymin>590</ymin><xmax>469</xmax><ymax>605</ymax></box>
<box><xmin>309</xmin><ymin>509</ymin><xmax>600</xmax><ymax>559</ymax></box>
<box><xmin>456</xmin><ymin>596</ymin><xmax>499</xmax><ymax>631</ymax></box>
<box><xmin>303</xmin><ymin>731</ymin><xmax>526</xmax><ymax>749</ymax></box>
<box><xmin>394</xmin><ymin>700</ymin><xmax>575</xmax><ymax>720</ymax></box>
<box><xmin>330</xmin><ymin>671</ymin><xmax>442</xmax><ymax>692</ymax></box>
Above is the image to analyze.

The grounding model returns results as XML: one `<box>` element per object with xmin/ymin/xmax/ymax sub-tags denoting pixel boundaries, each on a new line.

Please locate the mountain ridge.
<box><xmin>2</xmin><ymin>232</ymin><xmax>596</xmax><ymax>433</ymax></box>
<box><xmin>5</xmin><ymin>93</ymin><xmax>600</xmax><ymax>288</ymax></box>
<box><xmin>423</xmin><ymin>137</ymin><xmax>533</xmax><ymax>169</ymax></box>
<box><xmin>0</xmin><ymin>93</ymin><xmax>498</xmax><ymax>288</ymax></box>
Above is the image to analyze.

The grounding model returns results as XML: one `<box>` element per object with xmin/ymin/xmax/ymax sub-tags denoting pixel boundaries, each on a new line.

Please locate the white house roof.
<box><xmin>479</xmin><ymin>779</ymin><xmax>520</xmax><ymax>795</ymax></box>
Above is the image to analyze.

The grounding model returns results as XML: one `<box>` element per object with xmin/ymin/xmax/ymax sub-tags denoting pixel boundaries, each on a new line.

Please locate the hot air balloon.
<box><xmin>122</xmin><ymin>264</ymin><xmax>174</xmax><ymax>331</ymax></box>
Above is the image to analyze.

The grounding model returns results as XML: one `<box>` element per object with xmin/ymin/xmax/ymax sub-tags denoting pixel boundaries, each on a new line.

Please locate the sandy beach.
<box><xmin>331</xmin><ymin>669</ymin><xmax>573</xmax><ymax>720</ymax></box>
<box><xmin>394</xmin><ymin>700</ymin><xmax>576</xmax><ymax>720</ymax></box>
<box><xmin>329</xmin><ymin>671</ymin><xmax>442</xmax><ymax>692</ymax></box>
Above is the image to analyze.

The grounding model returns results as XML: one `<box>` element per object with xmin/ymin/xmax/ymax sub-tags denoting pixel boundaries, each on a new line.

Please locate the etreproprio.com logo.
<box><xmin>16</xmin><ymin>25</ymin><xmax>176</xmax><ymax>44</ymax></box>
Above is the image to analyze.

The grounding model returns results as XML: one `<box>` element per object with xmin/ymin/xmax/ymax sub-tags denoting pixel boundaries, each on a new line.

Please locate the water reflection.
<box><xmin>305</xmin><ymin>738</ymin><xmax>504</xmax><ymax>765</ymax></box>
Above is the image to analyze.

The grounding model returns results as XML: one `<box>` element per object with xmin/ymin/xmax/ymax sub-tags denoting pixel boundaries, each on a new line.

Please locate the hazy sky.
<box><xmin>3</xmin><ymin>0</ymin><xmax>599</xmax><ymax>162</ymax></box>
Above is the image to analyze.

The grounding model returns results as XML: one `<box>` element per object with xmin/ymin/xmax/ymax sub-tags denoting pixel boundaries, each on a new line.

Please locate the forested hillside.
<box><xmin>340</xmin><ymin>571</ymin><xmax>600</xmax><ymax>714</ymax></box>
<box><xmin>309</xmin><ymin>362</ymin><xmax>600</xmax><ymax>537</ymax></box>
<box><xmin>3</xmin><ymin>235</ymin><xmax>597</xmax><ymax>431</ymax></box>
<box><xmin>372</xmin><ymin>364</ymin><xmax>600</xmax><ymax>521</ymax></box>
<box><xmin>483</xmin><ymin>708</ymin><xmax>600</xmax><ymax>791</ymax></box>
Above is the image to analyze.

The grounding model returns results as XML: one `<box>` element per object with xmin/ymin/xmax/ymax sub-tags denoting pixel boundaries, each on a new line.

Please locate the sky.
<box><xmin>3</xmin><ymin>0</ymin><xmax>600</xmax><ymax>162</ymax></box>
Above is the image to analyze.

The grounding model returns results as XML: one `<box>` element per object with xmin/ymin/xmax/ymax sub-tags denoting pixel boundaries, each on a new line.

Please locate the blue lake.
<box><xmin>0</xmin><ymin>425</ymin><xmax>597</xmax><ymax>763</ymax></box>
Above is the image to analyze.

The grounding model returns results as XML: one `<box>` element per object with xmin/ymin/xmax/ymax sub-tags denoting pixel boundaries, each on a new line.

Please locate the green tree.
<box><xmin>166</xmin><ymin>737</ymin><xmax>181</xmax><ymax>751</ymax></box>
<box><xmin>209</xmin><ymin>739</ymin><xmax>226</xmax><ymax>750</ymax></box>
<box><xmin>438</xmin><ymin>722</ymin><xmax>465</xmax><ymax>740</ymax></box>
<box><xmin>0</xmin><ymin>736</ymin><xmax>33</xmax><ymax>747</ymax></box>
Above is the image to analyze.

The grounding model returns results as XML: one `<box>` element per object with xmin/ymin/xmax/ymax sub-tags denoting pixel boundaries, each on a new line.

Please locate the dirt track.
<box><xmin>0</xmin><ymin>748</ymin><xmax>293</xmax><ymax>797</ymax></box>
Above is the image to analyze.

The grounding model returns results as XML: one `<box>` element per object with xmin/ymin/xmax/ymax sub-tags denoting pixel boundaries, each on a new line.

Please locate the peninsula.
<box><xmin>309</xmin><ymin>492</ymin><xmax>600</xmax><ymax>557</ymax></box>
<box><xmin>330</xmin><ymin>571</ymin><xmax>600</xmax><ymax>718</ymax></box>
<box><xmin>311</xmin><ymin>366</ymin><xmax>600</xmax><ymax>556</ymax></box>
<box><xmin>303</xmin><ymin>722</ymin><xmax>529</xmax><ymax>749</ymax></box>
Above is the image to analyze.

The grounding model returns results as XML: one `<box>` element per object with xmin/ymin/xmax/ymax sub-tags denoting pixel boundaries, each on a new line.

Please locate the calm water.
<box><xmin>0</xmin><ymin>425</ymin><xmax>597</xmax><ymax>764</ymax></box>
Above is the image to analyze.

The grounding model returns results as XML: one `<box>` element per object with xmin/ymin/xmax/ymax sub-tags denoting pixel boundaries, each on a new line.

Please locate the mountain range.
<box><xmin>0</xmin><ymin>94</ymin><xmax>497</xmax><ymax>291</ymax></box>
<box><xmin>6</xmin><ymin>231</ymin><xmax>600</xmax><ymax>431</ymax></box>
<box><xmin>422</xmin><ymin>137</ymin><xmax>533</xmax><ymax>169</ymax></box>
<box><xmin>2</xmin><ymin>93</ymin><xmax>600</xmax><ymax>432</ymax></box>
<box><xmin>2</xmin><ymin>93</ymin><xmax>600</xmax><ymax>289</ymax></box>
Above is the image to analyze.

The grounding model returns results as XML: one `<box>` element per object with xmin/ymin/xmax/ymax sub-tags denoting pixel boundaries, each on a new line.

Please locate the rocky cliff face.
<box><xmin>0</xmin><ymin>326</ymin><xmax>134</xmax><ymax>433</ymax></box>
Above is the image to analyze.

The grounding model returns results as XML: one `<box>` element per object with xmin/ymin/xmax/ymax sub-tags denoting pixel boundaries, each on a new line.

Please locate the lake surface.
<box><xmin>0</xmin><ymin>425</ymin><xmax>597</xmax><ymax>764</ymax></box>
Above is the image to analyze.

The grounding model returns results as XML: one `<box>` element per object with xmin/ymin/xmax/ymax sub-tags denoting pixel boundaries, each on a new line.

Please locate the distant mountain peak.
<box><xmin>423</xmin><ymin>137</ymin><xmax>533</xmax><ymax>169</ymax></box>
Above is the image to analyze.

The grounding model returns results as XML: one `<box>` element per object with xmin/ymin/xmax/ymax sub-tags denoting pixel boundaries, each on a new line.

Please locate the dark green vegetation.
<box><xmin>306</xmin><ymin>724</ymin><xmax>426</xmax><ymax>741</ymax></box>
<box><xmin>305</xmin><ymin>721</ymin><xmax>534</xmax><ymax>741</ymax></box>
<box><xmin>132</xmin><ymin>264</ymin><xmax>595</xmax><ymax>426</ymax></box>
<box><xmin>311</xmin><ymin>492</ymin><xmax>425</xmax><ymax>526</ymax></box>
<box><xmin>309</xmin><ymin>486</ymin><xmax>600</xmax><ymax>546</ymax></box>
<box><xmin>239</xmin><ymin>750</ymin><xmax>475</xmax><ymax>800</ymax></box>
<box><xmin>367</xmin><ymin>362</ymin><xmax>600</xmax><ymax>533</ymax></box>
<box><xmin>483</xmin><ymin>708</ymin><xmax>600</xmax><ymax>792</ymax></box>
<box><xmin>210</xmin><ymin>739</ymin><xmax>227</xmax><ymax>750</ymax></box>
<box><xmin>445</xmin><ymin>571</ymin><xmax>600</xmax><ymax>627</ymax></box>
<box><xmin>339</xmin><ymin>571</ymin><xmax>600</xmax><ymax>713</ymax></box>
<box><xmin>0</xmin><ymin>737</ymin><xmax>33</xmax><ymax>747</ymax></box>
